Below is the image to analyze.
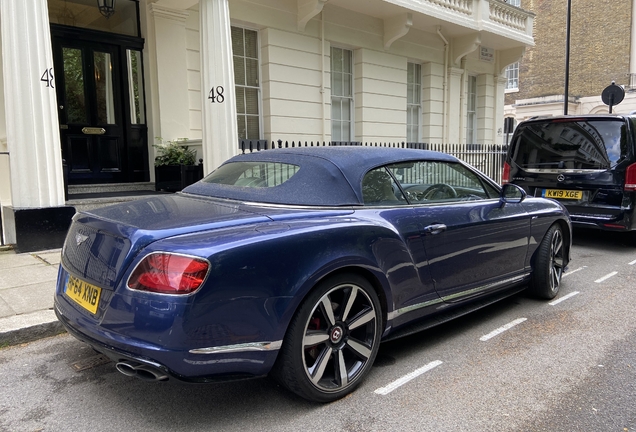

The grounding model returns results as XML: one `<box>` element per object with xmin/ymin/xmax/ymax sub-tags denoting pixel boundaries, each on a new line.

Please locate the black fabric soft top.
<box><xmin>183</xmin><ymin>146</ymin><xmax>458</xmax><ymax>206</ymax></box>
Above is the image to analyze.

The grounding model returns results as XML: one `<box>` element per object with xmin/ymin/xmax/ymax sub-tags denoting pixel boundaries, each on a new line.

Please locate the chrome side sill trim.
<box><xmin>387</xmin><ymin>298</ymin><xmax>444</xmax><ymax>321</ymax></box>
<box><xmin>189</xmin><ymin>341</ymin><xmax>283</xmax><ymax>355</ymax></box>
<box><xmin>387</xmin><ymin>273</ymin><xmax>530</xmax><ymax>321</ymax></box>
<box><xmin>440</xmin><ymin>273</ymin><xmax>530</xmax><ymax>302</ymax></box>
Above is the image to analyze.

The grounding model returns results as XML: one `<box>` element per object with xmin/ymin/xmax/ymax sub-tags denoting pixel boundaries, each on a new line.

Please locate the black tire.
<box><xmin>272</xmin><ymin>273</ymin><xmax>382</xmax><ymax>403</ymax></box>
<box><xmin>530</xmin><ymin>224</ymin><xmax>565</xmax><ymax>299</ymax></box>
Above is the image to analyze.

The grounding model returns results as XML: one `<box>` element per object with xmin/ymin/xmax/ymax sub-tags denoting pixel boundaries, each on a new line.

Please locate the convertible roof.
<box><xmin>183</xmin><ymin>146</ymin><xmax>458</xmax><ymax>206</ymax></box>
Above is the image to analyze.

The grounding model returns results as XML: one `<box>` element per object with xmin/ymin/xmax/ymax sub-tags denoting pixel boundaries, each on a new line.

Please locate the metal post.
<box><xmin>564</xmin><ymin>0</ymin><xmax>572</xmax><ymax>115</ymax></box>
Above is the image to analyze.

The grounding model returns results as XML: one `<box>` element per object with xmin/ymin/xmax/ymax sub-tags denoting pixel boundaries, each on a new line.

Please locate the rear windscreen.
<box><xmin>511</xmin><ymin>119</ymin><xmax>629</xmax><ymax>170</ymax></box>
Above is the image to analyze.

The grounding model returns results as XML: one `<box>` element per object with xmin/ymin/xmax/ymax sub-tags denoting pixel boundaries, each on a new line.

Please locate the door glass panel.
<box><xmin>62</xmin><ymin>47</ymin><xmax>87</xmax><ymax>124</ymax></box>
<box><xmin>94</xmin><ymin>51</ymin><xmax>116</xmax><ymax>125</ymax></box>
<box><xmin>126</xmin><ymin>49</ymin><xmax>145</xmax><ymax>124</ymax></box>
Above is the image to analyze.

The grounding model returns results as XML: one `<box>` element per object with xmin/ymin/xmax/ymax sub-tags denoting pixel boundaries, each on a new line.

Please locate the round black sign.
<box><xmin>601</xmin><ymin>82</ymin><xmax>625</xmax><ymax>107</ymax></box>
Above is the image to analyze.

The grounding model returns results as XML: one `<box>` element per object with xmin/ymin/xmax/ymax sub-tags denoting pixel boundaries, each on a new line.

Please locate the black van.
<box><xmin>504</xmin><ymin>115</ymin><xmax>636</xmax><ymax>233</ymax></box>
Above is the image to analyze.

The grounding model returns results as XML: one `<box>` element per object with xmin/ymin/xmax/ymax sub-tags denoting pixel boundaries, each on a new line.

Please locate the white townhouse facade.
<box><xmin>0</xmin><ymin>0</ymin><xmax>534</xmax><ymax>251</ymax></box>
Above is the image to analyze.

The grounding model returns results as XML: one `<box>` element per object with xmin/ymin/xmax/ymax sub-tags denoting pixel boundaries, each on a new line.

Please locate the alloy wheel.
<box><xmin>549</xmin><ymin>228</ymin><xmax>564</xmax><ymax>291</ymax></box>
<box><xmin>301</xmin><ymin>283</ymin><xmax>378</xmax><ymax>392</ymax></box>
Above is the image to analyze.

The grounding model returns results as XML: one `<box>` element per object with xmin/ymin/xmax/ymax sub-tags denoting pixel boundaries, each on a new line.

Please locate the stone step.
<box><xmin>67</xmin><ymin>182</ymin><xmax>155</xmax><ymax>195</ymax></box>
<box><xmin>66</xmin><ymin>183</ymin><xmax>172</xmax><ymax>212</ymax></box>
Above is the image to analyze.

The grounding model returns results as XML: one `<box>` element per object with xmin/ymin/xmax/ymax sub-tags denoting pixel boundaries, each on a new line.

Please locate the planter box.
<box><xmin>155</xmin><ymin>164</ymin><xmax>204</xmax><ymax>192</ymax></box>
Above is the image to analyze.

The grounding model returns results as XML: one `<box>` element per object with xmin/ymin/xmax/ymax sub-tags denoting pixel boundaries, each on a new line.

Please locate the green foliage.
<box><xmin>154</xmin><ymin>137</ymin><xmax>197</xmax><ymax>166</ymax></box>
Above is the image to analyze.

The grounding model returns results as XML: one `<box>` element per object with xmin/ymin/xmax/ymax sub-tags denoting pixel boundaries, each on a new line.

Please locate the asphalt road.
<box><xmin>1</xmin><ymin>229</ymin><xmax>635</xmax><ymax>432</ymax></box>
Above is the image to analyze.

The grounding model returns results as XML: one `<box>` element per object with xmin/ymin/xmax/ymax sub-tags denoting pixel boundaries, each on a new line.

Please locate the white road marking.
<box><xmin>374</xmin><ymin>360</ymin><xmax>443</xmax><ymax>395</ymax></box>
<box><xmin>479</xmin><ymin>318</ymin><xmax>527</xmax><ymax>342</ymax></box>
<box><xmin>629</xmin><ymin>259</ymin><xmax>636</xmax><ymax>265</ymax></box>
<box><xmin>563</xmin><ymin>266</ymin><xmax>586</xmax><ymax>277</ymax></box>
<box><xmin>595</xmin><ymin>271</ymin><xmax>618</xmax><ymax>283</ymax></box>
<box><xmin>549</xmin><ymin>291</ymin><xmax>580</xmax><ymax>306</ymax></box>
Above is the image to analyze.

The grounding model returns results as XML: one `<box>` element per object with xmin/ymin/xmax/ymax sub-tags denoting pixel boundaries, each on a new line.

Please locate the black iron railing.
<box><xmin>238</xmin><ymin>139</ymin><xmax>508</xmax><ymax>184</ymax></box>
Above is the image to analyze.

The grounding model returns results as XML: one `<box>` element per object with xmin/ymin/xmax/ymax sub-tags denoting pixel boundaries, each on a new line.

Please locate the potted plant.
<box><xmin>154</xmin><ymin>138</ymin><xmax>204</xmax><ymax>192</ymax></box>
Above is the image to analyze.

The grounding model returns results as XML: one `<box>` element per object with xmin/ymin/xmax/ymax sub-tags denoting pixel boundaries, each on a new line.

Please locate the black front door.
<box><xmin>52</xmin><ymin>26</ymin><xmax>148</xmax><ymax>184</ymax></box>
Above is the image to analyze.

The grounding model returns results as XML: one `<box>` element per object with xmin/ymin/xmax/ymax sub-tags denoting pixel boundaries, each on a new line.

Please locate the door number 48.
<box><xmin>208</xmin><ymin>86</ymin><xmax>225</xmax><ymax>103</ymax></box>
<box><xmin>41</xmin><ymin>68</ymin><xmax>55</xmax><ymax>88</ymax></box>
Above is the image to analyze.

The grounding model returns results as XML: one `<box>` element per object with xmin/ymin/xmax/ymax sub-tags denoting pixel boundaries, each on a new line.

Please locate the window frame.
<box><xmin>466</xmin><ymin>75</ymin><xmax>477</xmax><ymax>145</ymax></box>
<box><xmin>330</xmin><ymin>46</ymin><xmax>354</xmax><ymax>142</ymax></box>
<box><xmin>407</xmin><ymin>62</ymin><xmax>422</xmax><ymax>143</ymax></box>
<box><xmin>505</xmin><ymin>62</ymin><xmax>519</xmax><ymax>92</ymax></box>
<box><xmin>231</xmin><ymin>25</ymin><xmax>262</xmax><ymax>141</ymax></box>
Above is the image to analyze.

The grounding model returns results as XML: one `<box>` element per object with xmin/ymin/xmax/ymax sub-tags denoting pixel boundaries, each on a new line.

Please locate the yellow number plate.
<box><xmin>65</xmin><ymin>275</ymin><xmax>102</xmax><ymax>314</ymax></box>
<box><xmin>542</xmin><ymin>189</ymin><xmax>583</xmax><ymax>200</ymax></box>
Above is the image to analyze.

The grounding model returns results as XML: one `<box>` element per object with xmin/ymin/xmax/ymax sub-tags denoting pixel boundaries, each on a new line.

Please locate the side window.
<box><xmin>386</xmin><ymin>161</ymin><xmax>496</xmax><ymax>203</ymax></box>
<box><xmin>362</xmin><ymin>167</ymin><xmax>406</xmax><ymax>206</ymax></box>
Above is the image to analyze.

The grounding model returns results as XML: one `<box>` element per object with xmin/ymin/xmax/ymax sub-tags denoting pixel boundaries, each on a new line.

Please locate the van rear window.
<box><xmin>511</xmin><ymin>119</ymin><xmax>628</xmax><ymax>170</ymax></box>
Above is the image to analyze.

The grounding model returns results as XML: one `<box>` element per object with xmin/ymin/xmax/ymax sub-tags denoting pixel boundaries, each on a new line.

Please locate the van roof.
<box><xmin>524</xmin><ymin>114</ymin><xmax>634</xmax><ymax>123</ymax></box>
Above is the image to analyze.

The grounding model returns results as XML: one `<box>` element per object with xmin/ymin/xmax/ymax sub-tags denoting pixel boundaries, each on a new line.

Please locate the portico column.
<box><xmin>494</xmin><ymin>75</ymin><xmax>508</xmax><ymax>145</ymax></box>
<box><xmin>1</xmin><ymin>0</ymin><xmax>74</xmax><ymax>251</ymax></box>
<box><xmin>199</xmin><ymin>0</ymin><xmax>238</xmax><ymax>173</ymax></box>
<box><xmin>1</xmin><ymin>0</ymin><xmax>64</xmax><ymax>208</ymax></box>
<box><xmin>148</xmin><ymin>4</ymin><xmax>191</xmax><ymax>140</ymax></box>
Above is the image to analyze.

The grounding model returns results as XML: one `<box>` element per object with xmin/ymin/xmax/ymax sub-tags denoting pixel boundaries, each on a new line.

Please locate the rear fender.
<box><xmin>134</xmin><ymin>220</ymin><xmax>404</xmax><ymax>346</ymax></box>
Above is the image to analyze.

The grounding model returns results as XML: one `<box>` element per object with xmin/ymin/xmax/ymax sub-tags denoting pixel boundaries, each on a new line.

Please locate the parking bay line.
<box><xmin>549</xmin><ymin>291</ymin><xmax>580</xmax><ymax>306</ymax></box>
<box><xmin>374</xmin><ymin>360</ymin><xmax>443</xmax><ymax>396</ymax></box>
<box><xmin>479</xmin><ymin>318</ymin><xmax>527</xmax><ymax>342</ymax></box>
<box><xmin>563</xmin><ymin>266</ymin><xmax>587</xmax><ymax>277</ymax></box>
<box><xmin>595</xmin><ymin>271</ymin><xmax>618</xmax><ymax>283</ymax></box>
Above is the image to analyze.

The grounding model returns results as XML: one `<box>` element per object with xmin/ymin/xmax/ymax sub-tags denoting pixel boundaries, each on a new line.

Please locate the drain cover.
<box><xmin>71</xmin><ymin>354</ymin><xmax>112</xmax><ymax>372</ymax></box>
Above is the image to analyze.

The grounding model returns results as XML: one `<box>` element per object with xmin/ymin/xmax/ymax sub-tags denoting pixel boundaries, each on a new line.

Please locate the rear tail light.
<box><xmin>625</xmin><ymin>163</ymin><xmax>636</xmax><ymax>192</ymax></box>
<box><xmin>502</xmin><ymin>162</ymin><xmax>511</xmax><ymax>184</ymax></box>
<box><xmin>128</xmin><ymin>253</ymin><xmax>210</xmax><ymax>295</ymax></box>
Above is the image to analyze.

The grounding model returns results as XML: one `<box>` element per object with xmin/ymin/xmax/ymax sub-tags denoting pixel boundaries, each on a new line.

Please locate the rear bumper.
<box><xmin>54</xmin><ymin>297</ymin><xmax>280</xmax><ymax>382</ymax></box>
<box><xmin>567</xmin><ymin>209</ymin><xmax>635</xmax><ymax>231</ymax></box>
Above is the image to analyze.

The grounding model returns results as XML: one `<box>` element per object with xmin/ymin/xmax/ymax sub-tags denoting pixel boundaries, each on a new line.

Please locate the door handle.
<box><xmin>423</xmin><ymin>223</ymin><xmax>447</xmax><ymax>235</ymax></box>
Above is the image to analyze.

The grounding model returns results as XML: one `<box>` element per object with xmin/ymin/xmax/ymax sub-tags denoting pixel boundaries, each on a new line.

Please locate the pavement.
<box><xmin>0</xmin><ymin>245</ymin><xmax>66</xmax><ymax>346</ymax></box>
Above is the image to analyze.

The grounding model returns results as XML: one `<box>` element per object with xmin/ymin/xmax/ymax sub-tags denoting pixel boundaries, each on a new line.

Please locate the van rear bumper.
<box><xmin>568</xmin><ymin>211</ymin><xmax>634</xmax><ymax>231</ymax></box>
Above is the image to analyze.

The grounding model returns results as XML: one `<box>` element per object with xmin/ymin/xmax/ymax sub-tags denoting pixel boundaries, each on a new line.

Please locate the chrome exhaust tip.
<box><xmin>115</xmin><ymin>361</ymin><xmax>169</xmax><ymax>382</ymax></box>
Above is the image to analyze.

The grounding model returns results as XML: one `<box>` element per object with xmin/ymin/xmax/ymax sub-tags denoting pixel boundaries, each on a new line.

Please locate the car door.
<box><xmin>360</xmin><ymin>167</ymin><xmax>440</xmax><ymax>323</ymax></box>
<box><xmin>387</xmin><ymin>160</ymin><xmax>531</xmax><ymax>302</ymax></box>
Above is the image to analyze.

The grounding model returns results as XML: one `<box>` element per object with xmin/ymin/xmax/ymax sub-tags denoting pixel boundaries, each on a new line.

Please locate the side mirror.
<box><xmin>500</xmin><ymin>183</ymin><xmax>526</xmax><ymax>204</ymax></box>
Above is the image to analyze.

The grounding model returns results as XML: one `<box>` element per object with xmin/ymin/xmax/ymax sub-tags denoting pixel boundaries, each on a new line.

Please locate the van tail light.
<box><xmin>128</xmin><ymin>253</ymin><xmax>210</xmax><ymax>295</ymax></box>
<box><xmin>502</xmin><ymin>162</ymin><xmax>511</xmax><ymax>185</ymax></box>
<box><xmin>625</xmin><ymin>163</ymin><xmax>636</xmax><ymax>192</ymax></box>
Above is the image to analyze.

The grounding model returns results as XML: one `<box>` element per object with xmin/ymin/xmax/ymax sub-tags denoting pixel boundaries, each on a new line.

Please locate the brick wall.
<box><xmin>506</xmin><ymin>0</ymin><xmax>632</xmax><ymax>105</ymax></box>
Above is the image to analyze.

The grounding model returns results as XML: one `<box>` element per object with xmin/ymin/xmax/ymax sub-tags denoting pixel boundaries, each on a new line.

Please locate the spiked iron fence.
<box><xmin>238</xmin><ymin>140</ymin><xmax>509</xmax><ymax>184</ymax></box>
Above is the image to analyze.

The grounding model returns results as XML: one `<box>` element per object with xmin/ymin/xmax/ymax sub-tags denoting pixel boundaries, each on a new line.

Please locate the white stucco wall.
<box><xmin>355</xmin><ymin>49</ymin><xmax>407</xmax><ymax>142</ymax></box>
<box><xmin>177</xmin><ymin>0</ymin><xmax>503</xmax><ymax>146</ymax></box>
<box><xmin>262</xmin><ymin>27</ymin><xmax>326</xmax><ymax>141</ymax></box>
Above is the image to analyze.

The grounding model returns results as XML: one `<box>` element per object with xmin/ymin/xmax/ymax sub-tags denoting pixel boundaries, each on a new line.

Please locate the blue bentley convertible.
<box><xmin>54</xmin><ymin>146</ymin><xmax>571</xmax><ymax>402</ymax></box>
